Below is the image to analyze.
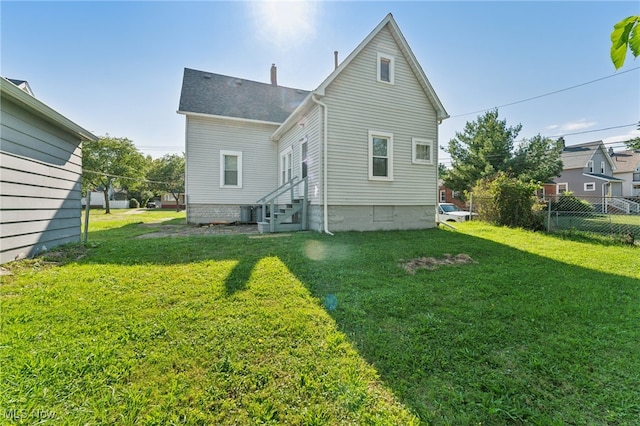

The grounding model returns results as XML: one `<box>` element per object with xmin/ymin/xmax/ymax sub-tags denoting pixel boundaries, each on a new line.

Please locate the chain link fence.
<box><xmin>467</xmin><ymin>194</ymin><xmax>640</xmax><ymax>240</ymax></box>
<box><xmin>544</xmin><ymin>194</ymin><xmax>640</xmax><ymax>237</ymax></box>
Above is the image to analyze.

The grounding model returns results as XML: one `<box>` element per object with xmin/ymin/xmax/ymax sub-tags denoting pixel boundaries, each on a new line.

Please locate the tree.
<box><xmin>472</xmin><ymin>171</ymin><xmax>545</xmax><ymax>231</ymax></box>
<box><xmin>509</xmin><ymin>134</ymin><xmax>563</xmax><ymax>183</ymax></box>
<box><xmin>625</xmin><ymin>122</ymin><xmax>640</xmax><ymax>150</ymax></box>
<box><xmin>611</xmin><ymin>15</ymin><xmax>640</xmax><ymax>70</ymax></box>
<box><xmin>443</xmin><ymin>109</ymin><xmax>522</xmax><ymax>194</ymax></box>
<box><xmin>147</xmin><ymin>154</ymin><xmax>185</xmax><ymax>211</ymax></box>
<box><xmin>83</xmin><ymin>135</ymin><xmax>147</xmax><ymax>213</ymax></box>
<box><xmin>443</xmin><ymin>110</ymin><xmax>565</xmax><ymax>195</ymax></box>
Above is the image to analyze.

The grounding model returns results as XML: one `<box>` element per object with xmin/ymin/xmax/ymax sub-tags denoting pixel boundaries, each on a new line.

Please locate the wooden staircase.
<box><xmin>256</xmin><ymin>177</ymin><xmax>308</xmax><ymax>233</ymax></box>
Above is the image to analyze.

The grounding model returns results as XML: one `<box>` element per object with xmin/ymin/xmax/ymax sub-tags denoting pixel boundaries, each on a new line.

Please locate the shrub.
<box><xmin>549</xmin><ymin>192</ymin><xmax>594</xmax><ymax>212</ymax></box>
<box><xmin>472</xmin><ymin>172</ymin><xmax>545</xmax><ymax>230</ymax></box>
<box><xmin>129</xmin><ymin>198</ymin><xmax>140</xmax><ymax>208</ymax></box>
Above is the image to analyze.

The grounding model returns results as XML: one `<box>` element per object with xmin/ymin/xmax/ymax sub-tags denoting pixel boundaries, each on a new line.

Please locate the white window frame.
<box><xmin>376</xmin><ymin>52</ymin><xmax>395</xmax><ymax>85</ymax></box>
<box><xmin>220</xmin><ymin>150</ymin><xmax>243</xmax><ymax>188</ymax></box>
<box><xmin>439</xmin><ymin>190</ymin><xmax>446</xmax><ymax>203</ymax></box>
<box><xmin>280</xmin><ymin>147</ymin><xmax>293</xmax><ymax>185</ymax></box>
<box><xmin>600</xmin><ymin>161</ymin><xmax>605</xmax><ymax>174</ymax></box>
<box><xmin>412</xmin><ymin>138</ymin><xmax>433</xmax><ymax>165</ymax></box>
<box><xmin>299</xmin><ymin>137</ymin><xmax>308</xmax><ymax>179</ymax></box>
<box><xmin>587</xmin><ymin>160</ymin><xmax>594</xmax><ymax>173</ymax></box>
<box><xmin>368</xmin><ymin>130</ymin><xmax>394</xmax><ymax>181</ymax></box>
<box><xmin>584</xmin><ymin>182</ymin><xmax>596</xmax><ymax>191</ymax></box>
<box><xmin>557</xmin><ymin>182</ymin><xmax>568</xmax><ymax>193</ymax></box>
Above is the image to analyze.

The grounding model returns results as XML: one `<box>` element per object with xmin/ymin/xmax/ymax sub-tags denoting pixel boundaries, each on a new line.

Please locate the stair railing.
<box><xmin>256</xmin><ymin>176</ymin><xmax>308</xmax><ymax>231</ymax></box>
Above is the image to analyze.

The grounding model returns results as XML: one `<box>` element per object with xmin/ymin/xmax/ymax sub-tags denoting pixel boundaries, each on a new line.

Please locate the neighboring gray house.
<box><xmin>611</xmin><ymin>148</ymin><xmax>640</xmax><ymax>198</ymax></box>
<box><xmin>0</xmin><ymin>77</ymin><xmax>97</xmax><ymax>263</ymax></box>
<box><xmin>554</xmin><ymin>141</ymin><xmax>623</xmax><ymax>198</ymax></box>
<box><xmin>178</xmin><ymin>14</ymin><xmax>448</xmax><ymax>232</ymax></box>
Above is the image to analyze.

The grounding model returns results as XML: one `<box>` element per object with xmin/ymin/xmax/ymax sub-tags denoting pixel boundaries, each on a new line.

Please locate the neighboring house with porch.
<box><xmin>178</xmin><ymin>14</ymin><xmax>448</xmax><ymax>232</ymax></box>
<box><xmin>610</xmin><ymin>148</ymin><xmax>640</xmax><ymax>198</ymax></box>
<box><xmin>552</xmin><ymin>140</ymin><xmax>636</xmax><ymax>213</ymax></box>
<box><xmin>1</xmin><ymin>77</ymin><xmax>97</xmax><ymax>263</ymax></box>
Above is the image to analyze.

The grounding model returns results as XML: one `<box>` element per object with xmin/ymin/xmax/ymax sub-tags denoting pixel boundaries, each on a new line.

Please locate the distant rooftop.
<box><xmin>6</xmin><ymin>78</ymin><xmax>34</xmax><ymax>96</ymax></box>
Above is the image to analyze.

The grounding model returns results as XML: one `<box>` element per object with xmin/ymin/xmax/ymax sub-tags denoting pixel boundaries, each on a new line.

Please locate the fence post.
<box><xmin>469</xmin><ymin>193</ymin><xmax>474</xmax><ymax>221</ymax></box>
<box><xmin>547</xmin><ymin>195</ymin><xmax>552</xmax><ymax>232</ymax></box>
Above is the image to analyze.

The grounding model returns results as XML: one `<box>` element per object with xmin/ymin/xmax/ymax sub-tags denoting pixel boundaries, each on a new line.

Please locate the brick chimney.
<box><xmin>270</xmin><ymin>64</ymin><xmax>277</xmax><ymax>86</ymax></box>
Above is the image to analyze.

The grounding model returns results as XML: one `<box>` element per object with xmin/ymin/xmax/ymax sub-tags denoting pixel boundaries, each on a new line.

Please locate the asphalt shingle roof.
<box><xmin>611</xmin><ymin>150</ymin><xmax>640</xmax><ymax>173</ymax></box>
<box><xmin>561</xmin><ymin>141</ymin><xmax>604</xmax><ymax>170</ymax></box>
<box><xmin>178</xmin><ymin>68</ymin><xmax>310</xmax><ymax>123</ymax></box>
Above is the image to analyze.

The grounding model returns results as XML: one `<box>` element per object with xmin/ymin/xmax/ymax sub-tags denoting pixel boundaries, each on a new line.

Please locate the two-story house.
<box><xmin>177</xmin><ymin>14</ymin><xmax>448</xmax><ymax>232</ymax></box>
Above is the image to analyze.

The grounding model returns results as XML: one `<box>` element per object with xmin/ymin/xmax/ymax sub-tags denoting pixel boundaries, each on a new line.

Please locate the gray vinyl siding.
<box><xmin>185</xmin><ymin>115</ymin><xmax>279</xmax><ymax>206</ymax></box>
<box><xmin>1</xmin><ymin>97</ymin><xmax>83</xmax><ymax>264</ymax></box>
<box><xmin>275</xmin><ymin>105</ymin><xmax>322</xmax><ymax>204</ymax></box>
<box><xmin>323</xmin><ymin>26</ymin><xmax>439</xmax><ymax>206</ymax></box>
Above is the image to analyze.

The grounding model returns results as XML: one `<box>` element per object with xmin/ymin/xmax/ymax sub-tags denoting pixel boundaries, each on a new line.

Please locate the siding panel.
<box><xmin>185</xmin><ymin>116</ymin><xmax>279</xmax><ymax>206</ymax></box>
<box><xmin>323</xmin><ymin>27</ymin><xmax>439</xmax><ymax>206</ymax></box>
<box><xmin>0</xmin><ymin>96</ymin><xmax>83</xmax><ymax>263</ymax></box>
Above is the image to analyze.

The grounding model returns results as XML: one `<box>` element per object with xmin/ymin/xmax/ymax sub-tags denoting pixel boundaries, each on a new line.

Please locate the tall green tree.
<box><xmin>443</xmin><ymin>109</ymin><xmax>522</xmax><ymax>193</ymax></box>
<box><xmin>509</xmin><ymin>134</ymin><xmax>564</xmax><ymax>183</ymax></box>
<box><xmin>83</xmin><ymin>135</ymin><xmax>147</xmax><ymax>213</ymax></box>
<box><xmin>611</xmin><ymin>15</ymin><xmax>640</xmax><ymax>70</ymax></box>
<box><xmin>147</xmin><ymin>154</ymin><xmax>185</xmax><ymax>211</ymax></box>
<box><xmin>625</xmin><ymin>122</ymin><xmax>640</xmax><ymax>150</ymax></box>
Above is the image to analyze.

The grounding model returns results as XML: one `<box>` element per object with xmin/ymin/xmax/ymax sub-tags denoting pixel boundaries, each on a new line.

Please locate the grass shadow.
<box><xmin>15</xmin><ymin>219</ymin><xmax>640</xmax><ymax>424</ymax></box>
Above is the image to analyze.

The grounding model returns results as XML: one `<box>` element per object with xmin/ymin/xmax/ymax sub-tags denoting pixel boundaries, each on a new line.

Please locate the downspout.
<box><xmin>311</xmin><ymin>94</ymin><xmax>333</xmax><ymax>235</ymax></box>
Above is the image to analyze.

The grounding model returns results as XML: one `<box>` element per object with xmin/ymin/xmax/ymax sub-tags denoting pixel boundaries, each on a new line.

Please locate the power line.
<box><xmin>548</xmin><ymin>123</ymin><xmax>637</xmax><ymax>138</ymax></box>
<box><xmin>82</xmin><ymin>169</ymin><xmax>172</xmax><ymax>185</ymax></box>
<box><xmin>450</xmin><ymin>67</ymin><xmax>640</xmax><ymax>118</ymax></box>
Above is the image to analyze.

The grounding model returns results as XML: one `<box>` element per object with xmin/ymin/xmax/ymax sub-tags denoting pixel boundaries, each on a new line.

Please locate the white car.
<box><xmin>437</xmin><ymin>203</ymin><xmax>474</xmax><ymax>223</ymax></box>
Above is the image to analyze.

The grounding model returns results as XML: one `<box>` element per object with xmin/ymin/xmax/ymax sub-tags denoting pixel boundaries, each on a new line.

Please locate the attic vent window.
<box><xmin>377</xmin><ymin>53</ymin><xmax>395</xmax><ymax>84</ymax></box>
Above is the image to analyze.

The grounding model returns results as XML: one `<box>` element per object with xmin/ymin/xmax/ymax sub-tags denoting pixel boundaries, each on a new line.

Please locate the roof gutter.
<box><xmin>177</xmin><ymin>110</ymin><xmax>282</xmax><ymax>127</ymax></box>
<box><xmin>311</xmin><ymin>93</ymin><xmax>333</xmax><ymax>235</ymax></box>
<box><xmin>1</xmin><ymin>77</ymin><xmax>97</xmax><ymax>142</ymax></box>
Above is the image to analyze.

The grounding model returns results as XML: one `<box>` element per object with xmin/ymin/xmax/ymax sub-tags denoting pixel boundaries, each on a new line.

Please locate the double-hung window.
<box><xmin>280</xmin><ymin>147</ymin><xmax>293</xmax><ymax>185</ymax></box>
<box><xmin>587</xmin><ymin>160</ymin><xmax>594</xmax><ymax>173</ymax></box>
<box><xmin>300</xmin><ymin>139</ymin><xmax>308</xmax><ymax>179</ymax></box>
<box><xmin>220</xmin><ymin>150</ymin><xmax>242</xmax><ymax>188</ymax></box>
<box><xmin>369</xmin><ymin>130</ymin><xmax>393</xmax><ymax>180</ymax></box>
<box><xmin>600</xmin><ymin>161</ymin><xmax>606</xmax><ymax>174</ymax></box>
<box><xmin>412</xmin><ymin>138</ymin><xmax>433</xmax><ymax>164</ymax></box>
<box><xmin>377</xmin><ymin>53</ymin><xmax>395</xmax><ymax>84</ymax></box>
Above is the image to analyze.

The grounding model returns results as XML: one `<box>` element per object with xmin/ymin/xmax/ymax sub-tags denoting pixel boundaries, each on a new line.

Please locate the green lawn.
<box><xmin>1</xmin><ymin>211</ymin><xmax>639</xmax><ymax>424</ymax></box>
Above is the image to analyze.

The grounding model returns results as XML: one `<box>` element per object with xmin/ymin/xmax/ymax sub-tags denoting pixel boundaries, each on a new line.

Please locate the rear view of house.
<box><xmin>0</xmin><ymin>77</ymin><xmax>97</xmax><ymax>263</ymax></box>
<box><xmin>178</xmin><ymin>14</ymin><xmax>448</xmax><ymax>232</ymax></box>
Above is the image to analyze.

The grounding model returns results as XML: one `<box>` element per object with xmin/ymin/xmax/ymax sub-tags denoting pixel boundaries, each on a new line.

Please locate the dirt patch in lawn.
<box><xmin>399</xmin><ymin>253</ymin><xmax>477</xmax><ymax>274</ymax></box>
<box><xmin>135</xmin><ymin>222</ymin><xmax>260</xmax><ymax>239</ymax></box>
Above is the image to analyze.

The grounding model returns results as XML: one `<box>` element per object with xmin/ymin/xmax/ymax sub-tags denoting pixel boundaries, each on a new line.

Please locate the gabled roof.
<box><xmin>561</xmin><ymin>141</ymin><xmax>615</xmax><ymax>171</ymax></box>
<box><xmin>0</xmin><ymin>77</ymin><xmax>96</xmax><ymax>142</ymax></box>
<box><xmin>272</xmin><ymin>13</ymin><xmax>448</xmax><ymax>140</ymax></box>
<box><xmin>177</xmin><ymin>68</ymin><xmax>310</xmax><ymax>124</ymax></box>
<box><xmin>611</xmin><ymin>149</ymin><xmax>640</xmax><ymax>173</ymax></box>
<box><xmin>316</xmin><ymin>13</ymin><xmax>447</xmax><ymax>120</ymax></box>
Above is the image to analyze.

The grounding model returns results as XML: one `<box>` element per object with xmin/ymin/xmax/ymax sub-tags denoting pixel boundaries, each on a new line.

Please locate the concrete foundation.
<box><xmin>308</xmin><ymin>204</ymin><xmax>436</xmax><ymax>232</ymax></box>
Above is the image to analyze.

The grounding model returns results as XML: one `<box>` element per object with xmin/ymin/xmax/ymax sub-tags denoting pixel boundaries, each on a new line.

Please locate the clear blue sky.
<box><xmin>2</xmin><ymin>1</ymin><xmax>639</xmax><ymax>166</ymax></box>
